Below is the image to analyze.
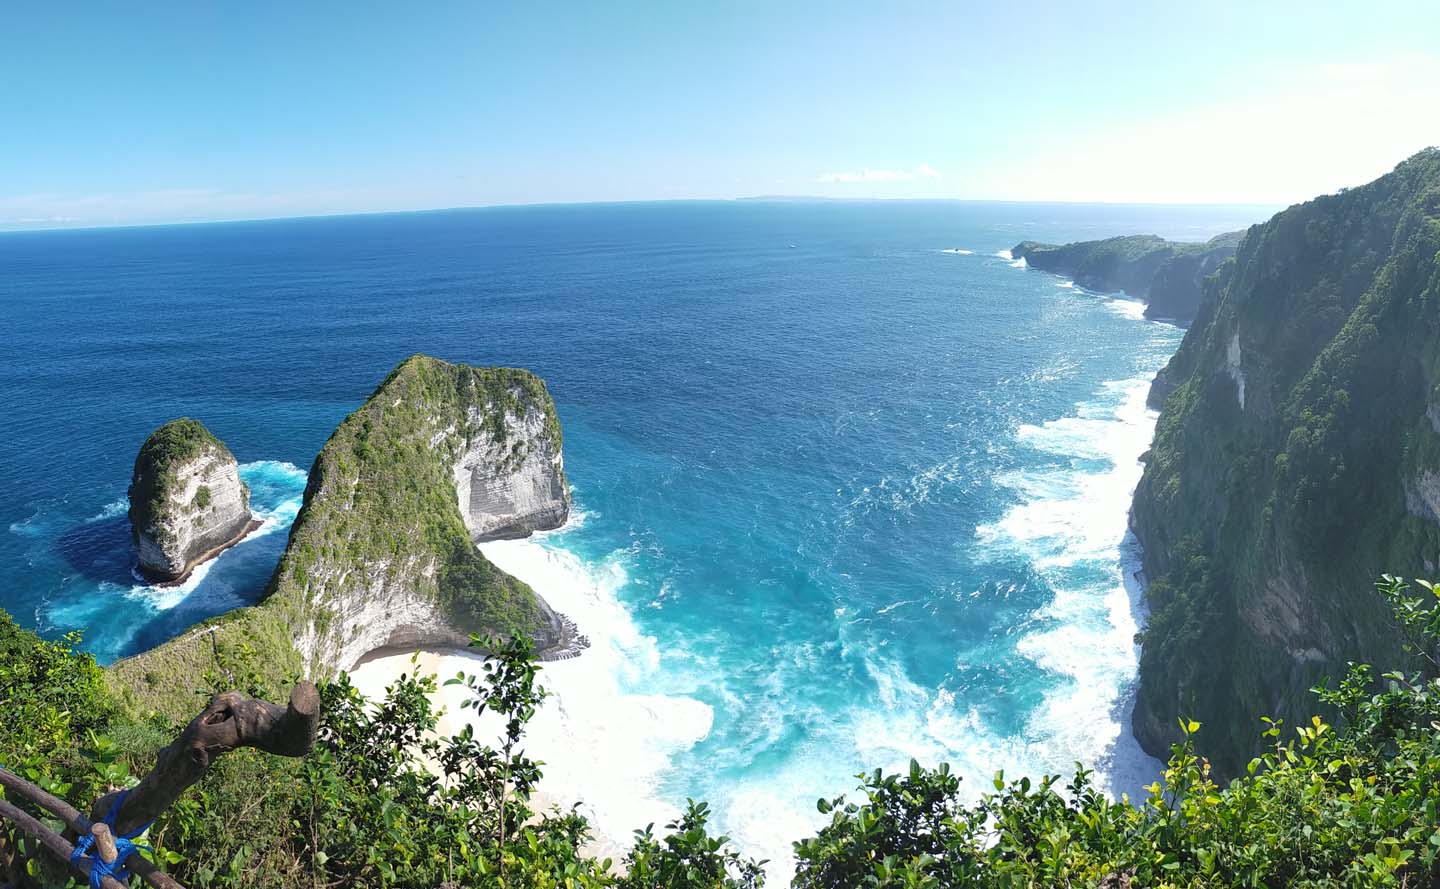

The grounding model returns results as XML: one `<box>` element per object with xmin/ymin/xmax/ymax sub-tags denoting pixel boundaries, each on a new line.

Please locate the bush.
<box><xmin>4</xmin><ymin>572</ymin><xmax>1440</xmax><ymax>887</ymax></box>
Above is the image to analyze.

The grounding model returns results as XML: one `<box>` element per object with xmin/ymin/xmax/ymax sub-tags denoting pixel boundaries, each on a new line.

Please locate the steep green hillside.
<box><xmin>1013</xmin><ymin>230</ymin><xmax>1242</xmax><ymax>325</ymax></box>
<box><xmin>110</xmin><ymin>355</ymin><xmax>570</xmax><ymax>719</ymax></box>
<box><xmin>1132</xmin><ymin>148</ymin><xmax>1440</xmax><ymax>775</ymax></box>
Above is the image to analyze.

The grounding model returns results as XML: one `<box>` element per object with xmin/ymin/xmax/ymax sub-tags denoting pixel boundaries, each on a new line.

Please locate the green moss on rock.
<box><xmin>1131</xmin><ymin>147</ymin><xmax>1440</xmax><ymax>775</ymax></box>
<box><xmin>111</xmin><ymin>355</ymin><xmax>570</xmax><ymax>720</ymax></box>
<box><xmin>128</xmin><ymin>418</ymin><xmax>228</xmax><ymax>542</ymax></box>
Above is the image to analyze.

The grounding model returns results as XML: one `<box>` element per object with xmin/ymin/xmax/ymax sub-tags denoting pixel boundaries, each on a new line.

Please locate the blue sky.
<box><xmin>3</xmin><ymin>1</ymin><xmax>1439</xmax><ymax>228</ymax></box>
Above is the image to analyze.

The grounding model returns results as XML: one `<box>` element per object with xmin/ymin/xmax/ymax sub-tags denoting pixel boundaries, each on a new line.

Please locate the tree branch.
<box><xmin>93</xmin><ymin>681</ymin><xmax>321</xmax><ymax>836</ymax></box>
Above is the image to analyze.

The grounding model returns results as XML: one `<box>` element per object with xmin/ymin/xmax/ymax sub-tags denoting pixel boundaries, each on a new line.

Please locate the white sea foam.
<box><xmin>976</xmin><ymin>377</ymin><xmax>1164</xmax><ymax>798</ymax></box>
<box><xmin>1105</xmin><ymin>297</ymin><xmax>1147</xmax><ymax>320</ymax></box>
<box><xmin>240</xmin><ymin>460</ymin><xmax>307</xmax><ymax>537</ymax></box>
<box><xmin>127</xmin><ymin>558</ymin><xmax>220</xmax><ymax>610</ymax></box>
<box><xmin>940</xmin><ymin>248</ymin><xmax>974</xmax><ymax>255</ymax></box>
<box><xmin>1010</xmin><ymin>256</ymin><xmax>1029</xmax><ymax>269</ymax></box>
<box><xmin>87</xmin><ymin>499</ymin><xmax>129</xmax><ymax>522</ymax></box>
<box><xmin>351</xmin><ymin>533</ymin><xmax>714</xmax><ymax>860</ymax></box>
<box><xmin>125</xmin><ymin>461</ymin><xmax>306</xmax><ymax>610</ymax></box>
<box><xmin>995</xmin><ymin>249</ymin><xmax>1013</xmax><ymax>260</ymax></box>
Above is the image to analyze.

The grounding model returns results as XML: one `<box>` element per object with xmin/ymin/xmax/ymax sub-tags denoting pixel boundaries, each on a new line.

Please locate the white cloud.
<box><xmin>969</xmin><ymin>53</ymin><xmax>1440</xmax><ymax>205</ymax></box>
<box><xmin>817</xmin><ymin>163</ymin><xmax>942</xmax><ymax>184</ymax></box>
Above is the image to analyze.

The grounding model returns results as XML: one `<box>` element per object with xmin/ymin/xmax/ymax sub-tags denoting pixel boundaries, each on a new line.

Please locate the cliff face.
<box><xmin>1013</xmin><ymin>231</ymin><xmax>1242</xmax><ymax>326</ymax></box>
<box><xmin>128</xmin><ymin>418</ymin><xmax>255</xmax><ymax>582</ymax></box>
<box><xmin>454</xmin><ymin>402</ymin><xmax>570</xmax><ymax>542</ymax></box>
<box><xmin>1131</xmin><ymin>149</ymin><xmax>1440</xmax><ymax>775</ymax></box>
<box><xmin>110</xmin><ymin>355</ymin><xmax>572</xmax><ymax>716</ymax></box>
<box><xmin>273</xmin><ymin>355</ymin><xmax>572</xmax><ymax>673</ymax></box>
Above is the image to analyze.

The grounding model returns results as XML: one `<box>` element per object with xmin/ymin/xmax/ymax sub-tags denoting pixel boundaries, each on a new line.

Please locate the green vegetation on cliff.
<box><xmin>1013</xmin><ymin>230</ymin><xmax>1242</xmax><ymax>325</ymax></box>
<box><xmin>266</xmin><ymin>354</ymin><xmax>560</xmax><ymax>653</ymax></box>
<box><xmin>1133</xmin><ymin>147</ymin><xmax>1440</xmax><ymax>775</ymax></box>
<box><xmin>128</xmin><ymin>418</ymin><xmax>244</xmax><ymax>543</ymax></box>
<box><xmin>110</xmin><ymin>355</ymin><xmax>567</xmax><ymax>720</ymax></box>
<box><xmin>7</xmin><ymin>575</ymin><xmax>1440</xmax><ymax>887</ymax></box>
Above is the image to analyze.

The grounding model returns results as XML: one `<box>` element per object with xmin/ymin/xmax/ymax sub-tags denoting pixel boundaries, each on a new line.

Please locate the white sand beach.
<box><xmin>348</xmin><ymin>534</ymin><xmax>714</xmax><ymax>864</ymax></box>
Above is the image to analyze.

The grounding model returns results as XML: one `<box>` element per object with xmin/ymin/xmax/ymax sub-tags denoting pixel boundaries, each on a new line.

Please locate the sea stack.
<box><xmin>128</xmin><ymin>418</ymin><xmax>258</xmax><ymax>582</ymax></box>
<box><xmin>112</xmin><ymin>356</ymin><xmax>581</xmax><ymax>718</ymax></box>
<box><xmin>260</xmin><ymin>354</ymin><xmax>575</xmax><ymax>673</ymax></box>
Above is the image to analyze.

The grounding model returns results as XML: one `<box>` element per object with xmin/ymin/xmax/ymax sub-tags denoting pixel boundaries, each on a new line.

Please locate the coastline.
<box><xmin>347</xmin><ymin>530</ymin><xmax>713</xmax><ymax>865</ymax></box>
<box><xmin>144</xmin><ymin>516</ymin><xmax>265</xmax><ymax>587</ymax></box>
<box><xmin>350</xmin><ymin>374</ymin><xmax>1175</xmax><ymax>883</ymax></box>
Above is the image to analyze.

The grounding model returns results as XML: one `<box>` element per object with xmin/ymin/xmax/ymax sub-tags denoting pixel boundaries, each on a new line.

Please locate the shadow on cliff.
<box><xmin>119</xmin><ymin>525</ymin><xmax>290</xmax><ymax>659</ymax></box>
<box><xmin>52</xmin><ymin>510</ymin><xmax>291</xmax><ymax>660</ymax></box>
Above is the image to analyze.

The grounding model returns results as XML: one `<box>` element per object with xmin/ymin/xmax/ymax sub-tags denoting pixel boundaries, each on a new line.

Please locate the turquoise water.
<box><xmin>0</xmin><ymin>201</ymin><xmax>1266</xmax><ymax>870</ymax></box>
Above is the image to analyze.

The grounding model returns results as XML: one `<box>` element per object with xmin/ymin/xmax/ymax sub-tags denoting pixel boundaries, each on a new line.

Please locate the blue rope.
<box><xmin>69</xmin><ymin>789</ymin><xmax>153</xmax><ymax>888</ymax></box>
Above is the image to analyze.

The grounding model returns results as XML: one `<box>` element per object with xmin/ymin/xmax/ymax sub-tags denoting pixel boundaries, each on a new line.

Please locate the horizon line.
<box><xmin>0</xmin><ymin>194</ymin><xmax>1285</xmax><ymax>237</ymax></box>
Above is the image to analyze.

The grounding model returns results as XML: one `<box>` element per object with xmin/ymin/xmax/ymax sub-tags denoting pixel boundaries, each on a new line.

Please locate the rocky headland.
<box><xmin>128</xmin><ymin>418</ymin><xmax>260</xmax><ymax>583</ymax></box>
<box><xmin>111</xmin><ymin>355</ymin><xmax>580</xmax><ymax>717</ymax></box>
<box><xmin>1012</xmin><ymin>230</ymin><xmax>1243</xmax><ymax>327</ymax></box>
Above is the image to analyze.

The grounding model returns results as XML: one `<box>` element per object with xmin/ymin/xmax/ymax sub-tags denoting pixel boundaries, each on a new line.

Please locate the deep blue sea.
<box><xmin>0</xmin><ymin>200</ymin><xmax>1269</xmax><ymax>873</ymax></box>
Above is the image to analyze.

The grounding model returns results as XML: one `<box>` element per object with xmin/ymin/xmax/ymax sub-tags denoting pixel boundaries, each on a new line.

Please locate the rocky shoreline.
<box><xmin>351</xmin><ymin>603</ymin><xmax>590</xmax><ymax>670</ymax></box>
<box><xmin>145</xmin><ymin>516</ymin><xmax>263</xmax><ymax>587</ymax></box>
<box><xmin>539</xmin><ymin>611</ymin><xmax>591</xmax><ymax>661</ymax></box>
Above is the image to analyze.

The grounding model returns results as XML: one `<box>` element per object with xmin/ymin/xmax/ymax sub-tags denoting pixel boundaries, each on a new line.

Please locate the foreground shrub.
<box><xmin>3</xmin><ymin>574</ymin><xmax>1440</xmax><ymax>887</ymax></box>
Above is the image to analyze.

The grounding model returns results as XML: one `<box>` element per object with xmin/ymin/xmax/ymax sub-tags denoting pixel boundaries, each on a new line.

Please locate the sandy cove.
<box><xmin>348</xmin><ymin>535</ymin><xmax>714</xmax><ymax>865</ymax></box>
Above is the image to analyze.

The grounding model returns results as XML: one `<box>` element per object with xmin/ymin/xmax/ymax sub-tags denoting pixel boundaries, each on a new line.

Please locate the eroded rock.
<box><xmin>129</xmin><ymin>418</ymin><xmax>256</xmax><ymax>582</ymax></box>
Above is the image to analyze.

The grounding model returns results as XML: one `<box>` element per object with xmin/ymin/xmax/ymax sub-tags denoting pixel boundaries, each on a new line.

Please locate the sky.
<box><xmin>3</xmin><ymin>1</ymin><xmax>1440</xmax><ymax>229</ymax></box>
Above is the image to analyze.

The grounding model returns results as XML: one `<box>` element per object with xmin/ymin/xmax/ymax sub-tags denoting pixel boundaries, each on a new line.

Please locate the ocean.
<box><xmin>0</xmin><ymin>200</ymin><xmax>1268</xmax><ymax>877</ymax></box>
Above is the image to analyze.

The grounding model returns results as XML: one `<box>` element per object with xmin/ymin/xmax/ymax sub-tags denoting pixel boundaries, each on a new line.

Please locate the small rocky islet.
<box><xmin>128</xmin><ymin>417</ymin><xmax>261</xmax><ymax>584</ymax></box>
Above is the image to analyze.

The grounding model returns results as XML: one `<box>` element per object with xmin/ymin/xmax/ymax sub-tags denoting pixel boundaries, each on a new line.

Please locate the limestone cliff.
<box><xmin>1130</xmin><ymin>148</ymin><xmax>1440</xmax><ymax>775</ymax></box>
<box><xmin>273</xmin><ymin>354</ymin><xmax>572</xmax><ymax>673</ymax></box>
<box><xmin>128</xmin><ymin>418</ymin><xmax>256</xmax><ymax>582</ymax></box>
<box><xmin>1013</xmin><ymin>231</ymin><xmax>1242</xmax><ymax>326</ymax></box>
<box><xmin>110</xmin><ymin>355</ymin><xmax>573</xmax><ymax>717</ymax></box>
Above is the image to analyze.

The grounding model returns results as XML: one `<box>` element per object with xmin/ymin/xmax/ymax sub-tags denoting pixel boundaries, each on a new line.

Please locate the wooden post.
<box><xmin>0</xmin><ymin>798</ymin><xmax>129</xmax><ymax>889</ymax></box>
<box><xmin>90</xmin><ymin>822</ymin><xmax>119</xmax><ymax>864</ymax></box>
<box><xmin>0</xmin><ymin>769</ymin><xmax>186</xmax><ymax>889</ymax></box>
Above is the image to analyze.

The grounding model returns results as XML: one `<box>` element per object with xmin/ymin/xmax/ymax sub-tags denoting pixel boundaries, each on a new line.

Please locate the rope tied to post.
<box><xmin>69</xmin><ymin>788</ymin><xmax>153</xmax><ymax>888</ymax></box>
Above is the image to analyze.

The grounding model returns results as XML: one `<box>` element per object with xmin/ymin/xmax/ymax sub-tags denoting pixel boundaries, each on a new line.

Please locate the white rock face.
<box><xmin>1404</xmin><ymin>470</ymin><xmax>1440</xmax><ymax>525</ymax></box>
<box><xmin>292</xmin><ymin>551</ymin><xmax>469</xmax><ymax>672</ymax></box>
<box><xmin>454</xmin><ymin>403</ymin><xmax>570</xmax><ymax>542</ymax></box>
<box><xmin>131</xmin><ymin>435</ymin><xmax>254</xmax><ymax>581</ymax></box>
<box><xmin>292</xmin><ymin>548</ymin><xmax>568</xmax><ymax>674</ymax></box>
<box><xmin>285</xmin><ymin>369</ymin><xmax>572</xmax><ymax>674</ymax></box>
<box><xmin>1226</xmin><ymin>329</ymin><xmax>1247</xmax><ymax>411</ymax></box>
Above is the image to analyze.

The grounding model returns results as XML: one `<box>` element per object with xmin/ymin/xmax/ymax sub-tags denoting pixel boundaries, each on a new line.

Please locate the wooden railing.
<box><xmin>0</xmin><ymin>682</ymin><xmax>319</xmax><ymax>888</ymax></box>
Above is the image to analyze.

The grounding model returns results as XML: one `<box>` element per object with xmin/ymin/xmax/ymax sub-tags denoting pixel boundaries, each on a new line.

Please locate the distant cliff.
<box><xmin>1130</xmin><ymin>148</ymin><xmax>1440</xmax><ymax>775</ymax></box>
<box><xmin>111</xmin><ymin>355</ymin><xmax>574</xmax><ymax>716</ymax></box>
<box><xmin>1013</xmin><ymin>231</ymin><xmax>1242</xmax><ymax>326</ymax></box>
<box><xmin>129</xmin><ymin>418</ymin><xmax>257</xmax><ymax>582</ymax></box>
